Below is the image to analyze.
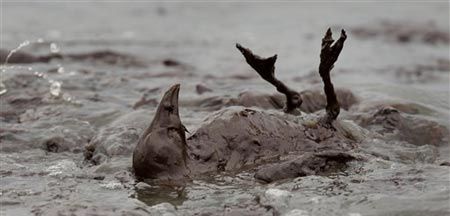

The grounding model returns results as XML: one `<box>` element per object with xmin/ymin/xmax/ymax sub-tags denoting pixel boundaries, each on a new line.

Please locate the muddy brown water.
<box><xmin>1</xmin><ymin>2</ymin><xmax>449</xmax><ymax>216</ymax></box>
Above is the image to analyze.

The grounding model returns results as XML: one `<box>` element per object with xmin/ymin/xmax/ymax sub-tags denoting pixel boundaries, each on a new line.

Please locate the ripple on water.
<box><xmin>100</xmin><ymin>181</ymin><xmax>123</xmax><ymax>190</ymax></box>
<box><xmin>46</xmin><ymin>159</ymin><xmax>80</xmax><ymax>178</ymax></box>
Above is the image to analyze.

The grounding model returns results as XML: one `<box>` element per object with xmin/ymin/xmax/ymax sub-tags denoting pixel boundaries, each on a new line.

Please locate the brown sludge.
<box><xmin>129</xmin><ymin>29</ymin><xmax>355</xmax><ymax>182</ymax></box>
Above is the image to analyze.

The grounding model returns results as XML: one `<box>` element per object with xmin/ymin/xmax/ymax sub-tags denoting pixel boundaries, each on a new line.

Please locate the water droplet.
<box><xmin>57</xmin><ymin>66</ymin><xmax>65</xmax><ymax>73</ymax></box>
<box><xmin>0</xmin><ymin>82</ymin><xmax>7</xmax><ymax>95</ymax></box>
<box><xmin>62</xmin><ymin>94</ymin><xmax>74</xmax><ymax>103</ymax></box>
<box><xmin>34</xmin><ymin>71</ymin><xmax>46</xmax><ymax>78</ymax></box>
<box><xmin>4</xmin><ymin>40</ymin><xmax>33</xmax><ymax>64</ymax></box>
<box><xmin>50</xmin><ymin>81</ymin><xmax>62</xmax><ymax>97</ymax></box>
<box><xmin>100</xmin><ymin>181</ymin><xmax>122</xmax><ymax>190</ymax></box>
<box><xmin>37</xmin><ymin>38</ymin><xmax>44</xmax><ymax>43</ymax></box>
<box><xmin>50</xmin><ymin>43</ymin><xmax>60</xmax><ymax>54</ymax></box>
<box><xmin>20</xmin><ymin>40</ymin><xmax>30</xmax><ymax>47</ymax></box>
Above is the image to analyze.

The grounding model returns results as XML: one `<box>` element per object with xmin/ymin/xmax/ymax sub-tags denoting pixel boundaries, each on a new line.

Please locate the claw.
<box><xmin>236</xmin><ymin>43</ymin><xmax>251</xmax><ymax>59</ymax></box>
<box><xmin>236</xmin><ymin>43</ymin><xmax>302</xmax><ymax>114</ymax></box>
<box><xmin>340</xmin><ymin>29</ymin><xmax>347</xmax><ymax>40</ymax></box>
<box><xmin>329</xmin><ymin>28</ymin><xmax>347</xmax><ymax>62</ymax></box>
<box><xmin>235</xmin><ymin>43</ymin><xmax>277</xmax><ymax>81</ymax></box>
<box><xmin>325</xmin><ymin>27</ymin><xmax>333</xmax><ymax>39</ymax></box>
<box><xmin>318</xmin><ymin>28</ymin><xmax>347</xmax><ymax>123</ymax></box>
<box><xmin>322</xmin><ymin>27</ymin><xmax>335</xmax><ymax>47</ymax></box>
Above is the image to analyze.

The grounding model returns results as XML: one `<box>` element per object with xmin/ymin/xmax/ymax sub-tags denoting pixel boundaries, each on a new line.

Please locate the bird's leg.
<box><xmin>236</xmin><ymin>43</ymin><xmax>302</xmax><ymax>114</ymax></box>
<box><xmin>319</xmin><ymin>28</ymin><xmax>347</xmax><ymax>124</ymax></box>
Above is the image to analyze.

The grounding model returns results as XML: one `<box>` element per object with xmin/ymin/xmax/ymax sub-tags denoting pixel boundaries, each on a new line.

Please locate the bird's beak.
<box><xmin>161</xmin><ymin>83</ymin><xmax>180</xmax><ymax>115</ymax></box>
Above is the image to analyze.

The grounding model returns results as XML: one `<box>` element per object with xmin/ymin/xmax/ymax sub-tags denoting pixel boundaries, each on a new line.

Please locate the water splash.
<box><xmin>0</xmin><ymin>38</ymin><xmax>47</xmax><ymax>95</ymax></box>
<box><xmin>100</xmin><ymin>181</ymin><xmax>123</xmax><ymax>190</ymax></box>
<box><xmin>50</xmin><ymin>43</ymin><xmax>60</xmax><ymax>54</ymax></box>
<box><xmin>0</xmin><ymin>39</ymin><xmax>78</xmax><ymax>104</ymax></box>
<box><xmin>49</xmin><ymin>80</ymin><xmax>62</xmax><ymax>97</ymax></box>
<box><xmin>46</xmin><ymin>159</ymin><xmax>79</xmax><ymax>178</ymax></box>
<box><xmin>0</xmin><ymin>82</ymin><xmax>6</xmax><ymax>95</ymax></box>
<box><xmin>57</xmin><ymin>64</ymin><xmax>65</xmax><ymax>74</ymax></box>
<box><xmin>34</xmin><ymin>70</ymin><xmax>47</xmax><ymax>79</ymax></box>
<box><xmin>3</xmin><ymin>40</ymin><xmax>31</xmax><ymax>65</ymax></box>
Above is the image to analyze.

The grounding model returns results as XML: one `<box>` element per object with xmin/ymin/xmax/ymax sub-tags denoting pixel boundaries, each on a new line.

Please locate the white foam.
<box><xmin>50</xmin><ymin>43</ymin><xmax>60</xmax><ymax>54</ymax></box>
<box><xmin>284</xmin><ymin>209</ymin><xmax>309</xmax><ymax>216</ymax></box>
<box><xmin>100</xmin><ymin>181</ymin><xmax>123</xmax><ymax>190</ymax></box>
<box><xmin>46</xmin><ymin>160</ymin><xmax>78</xmax><ymax>177</ymax></box>
<box><xmin>148</xmin><ymin>202</ymin><xmax>178</xmax><ymax>216</ymax></box>
<box><xmin>264</xmin><ymin>188</ymin><xmax>292</xmax><ymax>211</ymax></box>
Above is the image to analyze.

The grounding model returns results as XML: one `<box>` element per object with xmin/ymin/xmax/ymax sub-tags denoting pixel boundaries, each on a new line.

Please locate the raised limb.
<box><xmin>236</xmin><ymin>43</ymin><xmax>302</xmax><ymax>114</ymax></box>
<box><xmin>319</xmin><ymin>28</ymin><xmax>347</xmax><ymax>123</ymax></box>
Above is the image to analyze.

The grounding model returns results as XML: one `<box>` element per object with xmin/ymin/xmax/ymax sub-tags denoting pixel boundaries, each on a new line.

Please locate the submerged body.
<box><xmin>130</xmin><ymin>29</ymin><xmax>353</xmax><ymax>181</ymax></box>
<box><xmin>132</xmin><ymin>96</ymin><xmax>357</xmax><ymax>181</ymax></box>
<box><xmin>185</xmin><ymin>106</ymin><xmax>358</xmax><ymax>181</ymax></box>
